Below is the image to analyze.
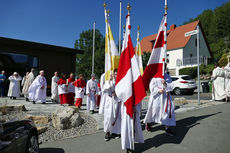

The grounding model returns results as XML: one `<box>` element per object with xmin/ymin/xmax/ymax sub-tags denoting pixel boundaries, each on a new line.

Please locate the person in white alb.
<box><xmin>86</xmin><ymin>74</ymin><xmax>98</xmax><ymax>114</ymax></box>
<box><xmin>28</xmin><ymin>70</ymin><xmax>47</xmax><ymax>104</ymax></box>
<box><xmin>103</xmin><ymin>70</ymin><xmax>121</xmax><ymax>141</ymax></box>
<box><xmin>51</xmin><ymin>72</ymin><xmax>59</xmax><ymax>102</ymax></box>
<box><xmin>22</xmin><ymin>68</ymin><xmax>35</xmax><ymax>101</ymax></box>
<box><xmin>144</xmin><ymin>72</ymin><xmax>176</xmax><ymax>136</ymax></box>
<box><xmin>7</xmin><ymin>72</ymin><xmax>22</xmax><ymax>99</ymax></box>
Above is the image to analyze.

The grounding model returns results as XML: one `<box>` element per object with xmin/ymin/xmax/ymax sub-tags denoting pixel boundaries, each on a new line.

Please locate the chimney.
<box><xmin>170</xmin><ymin>24</ymin><xmax>176</xmax><ymax>31</ymax></box>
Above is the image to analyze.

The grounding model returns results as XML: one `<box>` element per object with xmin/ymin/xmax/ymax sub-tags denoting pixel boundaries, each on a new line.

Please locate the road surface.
<box><xmin>40</xmin><ymin>102</ymin><xmax>229</xmax><ymax>153</ymax></box>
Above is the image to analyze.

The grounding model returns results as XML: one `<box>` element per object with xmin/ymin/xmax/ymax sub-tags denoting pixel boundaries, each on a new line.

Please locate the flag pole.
<box><xmin>92</xmin><ymin>21</ymin><xmax>96</xmax><ymax>75</ymax></box>
<box><xmin>118</xmin><ymin>1</ymin><xmax>122</xmax><ymax>55</ymax></box>
<box><xmin>164</xmin><ymin>0</ymin><xmax>168</xmax><ymax>70</ymax></box>
<box><xmin>126</xmin><ymin>3</ymin><xmax>135</xmax><ymax>150</ymax></box>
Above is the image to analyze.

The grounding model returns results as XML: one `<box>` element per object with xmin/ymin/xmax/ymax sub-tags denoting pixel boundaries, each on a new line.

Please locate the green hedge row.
<box><xmin>179</xmin><ymin>64</ymin><xmax>214</xmax><ymax>78</ymax></box>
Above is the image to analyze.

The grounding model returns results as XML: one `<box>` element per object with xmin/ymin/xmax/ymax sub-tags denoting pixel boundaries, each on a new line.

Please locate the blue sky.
<box><xmin>0</xmin><ymin>0</ymin><xmax>229</xmax><ymax>48</ymax></box>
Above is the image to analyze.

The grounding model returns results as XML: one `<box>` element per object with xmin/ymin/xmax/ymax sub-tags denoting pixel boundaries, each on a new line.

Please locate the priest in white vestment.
<box><xmin>144</xmin><ymin>73</ymin><xmax>176</xmax><ymax>135</ymax></box>
<box><xmin>86</xmin><ymin>74</ymin><xmax>98</xmax><ymax>114</ymax></box>
<box><xmin>7</xmin><ymin>72</ymin><xmax>22</xmax><ymax>99</ymax></box>
<box><xmin>22</xmin><ymin>68</ymin><xmax>35</xmax><ymax>101</ymax></box>
<box><xmin>103</xmin><ymin>72</ymin><xmax>121</xmax><ymax>141</ymax></box>
<box><xmin>99</xmin><ymin>73</ymin><xmax>106</xmax><ymax>114</ymax></box>
<box><xmin>51</xmin><ymin>72</ymin><xmax>59</xmax><ymax>102</ymax></box>
<box><xmin>28</xmin><ymin>70</ymin><xmax>47</xmax><ymax>104</ymax></box>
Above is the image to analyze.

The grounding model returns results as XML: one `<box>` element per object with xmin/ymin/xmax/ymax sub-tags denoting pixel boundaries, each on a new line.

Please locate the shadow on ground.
<box><xmin>134</xmin><ymin>112</ymin><xmax>221</xmax><ymax>153</ymax></box>
<box><xmin>39</xmin><ymin>147</ymin><xmax>65</xmax><ymax>153</ymax></box>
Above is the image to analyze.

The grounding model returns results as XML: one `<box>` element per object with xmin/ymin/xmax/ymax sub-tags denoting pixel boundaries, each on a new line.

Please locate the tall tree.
<box><xmin>74</xmin><ymin>29</ymin><xmax>105</xmax><ymax>79</ymax></box>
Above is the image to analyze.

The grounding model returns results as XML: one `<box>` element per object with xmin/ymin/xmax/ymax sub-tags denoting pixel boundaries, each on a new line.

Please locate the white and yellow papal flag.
<box><xmin>135</xmin><ymin>27</ymin><xmax>144</xmax><ymax>75</ymax></box>
<box><xmin>104</xmin><ymin>9</ymin><xmax>120</xmax><ymax>81</ymax></box>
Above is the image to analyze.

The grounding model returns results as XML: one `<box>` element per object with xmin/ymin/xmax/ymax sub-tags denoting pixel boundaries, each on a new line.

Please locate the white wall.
<box><xmin>167</xmin><ymin>48</ymin><xmax>183</xmax><ymax>75</ymax></box>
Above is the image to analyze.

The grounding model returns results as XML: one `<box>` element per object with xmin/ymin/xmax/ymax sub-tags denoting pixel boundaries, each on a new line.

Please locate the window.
<box><xmin>171</xmin><ymin>77</ymin><xmax>179</xmax><ymax>82</ymax></box>
<box><xmin>0</xmin><ymin>52</ymin><xmax>39</xmax><ymax>75</ymax></box>
<box><xmin>181</xmin><ymin>76</ymin><xmax>193</xmax><ymax>80</ymax></box>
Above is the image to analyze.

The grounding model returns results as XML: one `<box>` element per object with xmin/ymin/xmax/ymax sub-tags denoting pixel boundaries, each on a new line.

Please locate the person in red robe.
<box><xmin>67</xmin><ymin>73</ymin><xmax>75</xmax><ymax>106</ymax></box>
<box><xmin>96</xmin><ymin>81</ymin><xmax>101</xmax><ymax>108</ymax></box>
<box><xmin>57</xmin><ymin>73</ymin><xmax>69</xmax><ymax>105</ymax></box>
<box><xmin>73</xmin><ymin>74</ymin><xmax>86</xmax><ymax>108</ymax></box>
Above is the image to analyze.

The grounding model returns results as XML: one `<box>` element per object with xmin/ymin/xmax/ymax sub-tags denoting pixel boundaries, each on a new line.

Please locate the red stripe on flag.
<box><xmin>116</xmin><ymin>35</ymin><xmax>135</xmax><ymax>85</ymax></box>
<box><xmin>154</xmin><ymin>31</ymin><xmax>165</xmax><ymax>48</ymax></box>
<box><xmin>142</xmin><ymin>63</ymin><xmax>164</xmax><ymax>90</ymax></box>
<box><xmin>124</xmin><ymin>76</ymin><xmax>146</xmax><ymax>118</ymax></box>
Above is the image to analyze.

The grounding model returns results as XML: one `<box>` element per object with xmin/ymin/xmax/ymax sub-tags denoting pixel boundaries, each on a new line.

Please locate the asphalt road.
<box><xmin>40</xmin><ymin>102</ymin><xmax>230</xmax><ymax>153</ymax></box>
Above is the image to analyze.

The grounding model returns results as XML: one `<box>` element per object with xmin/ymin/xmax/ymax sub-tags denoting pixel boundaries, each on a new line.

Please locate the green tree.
<box><xmin>184</xmin><ymin>2</ymin><xmax>230</xmax><ymax>63</ymax></box>
<box><xmin>74</xmin><ymin>29</ymin><xmax>105</xmax><ymax>79</ymax></box>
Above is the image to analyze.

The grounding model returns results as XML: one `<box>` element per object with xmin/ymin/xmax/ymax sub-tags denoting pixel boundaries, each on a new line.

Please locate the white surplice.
<box><xmin>103</xmin><ymin>79</ymin><xmax>121</xmax><ymax>134</ymax></box>
<box><xmin>7</xmin><ymin>76</ymin><xmax>22</xmax><ymax>98</ymax></box>
<box><xmin>28</xmin><ymin>75</ymin><xmax>47</xmax><ymax>102</ymax></box>
<box><xmin>86</xmin><ymin>79</ymin><xmax>98</xmax><ymax>111</ymax></box>
<box><xmin>144</xmin><ymin>73</ymin><xmax>176</xmax><ymax>126</ymax></box>
<box><xmin>51</xmin><ymin>76</ymin><xmax>59</xmax><ymax>101</ymax></box>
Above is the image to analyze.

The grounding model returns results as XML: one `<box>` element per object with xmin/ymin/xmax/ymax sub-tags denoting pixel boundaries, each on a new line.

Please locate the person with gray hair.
<box><xmin>28</xmin><ymin>70</ymin><xmax>47</xmax><ymax>104</ymax></box>
<box><xmin>22</xmin><ymin>68</ymin><xmax>35</xmax><ymax>101</ymax></box>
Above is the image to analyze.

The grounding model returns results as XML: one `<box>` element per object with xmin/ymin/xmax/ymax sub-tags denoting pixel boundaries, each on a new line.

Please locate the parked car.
<box><xmin>0</xmin><ymin>120</ymin><xmax>38</xmax><ymax>153</ymax></box>
<box><xmin>171</xmin><ymin>75</ymin><xmax>197</xmax><ymax>95</ymax></box>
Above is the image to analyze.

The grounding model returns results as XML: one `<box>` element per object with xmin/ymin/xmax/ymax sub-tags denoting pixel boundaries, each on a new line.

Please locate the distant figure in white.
<box><xmin>7</xmin><ymin>72</ymin><xmax>22</xmax><ymax>99</ymax></box>
<box><xmin>99</xmin><ymin>73</ymin><xmax>105</xmax><ymax>114</ymax></box>
<box><xmin>86</xmin><ymin>74</ymin><xmax>98</xmax><ymax>114</ymax></box>
<box><xmin>51</xmin><ymin>72</ymin><xmax>59</xmax><ymax>102</ymax></box>
<box><xmin>144</xmin><ymin>72</ymin><xmax>176</xmax><ymax>136</ymax></box>
<box><xmin>28</xmin><ymin>70</ymin><xmax>47</xmax><ymax>104</ymax></box>
<box><xmin>22</xmin><ymin>68</ymin><xmax>35</xmax><ymax>101</ymax></box>
<box><xmin>211</xmin><ymin>63</ymin><xmax>226</xmax><ymax>101</ymax></box>
<box><xmin>21</xmin><ymin>72</ymin><xmax>29</xmax><ymax>89</ymax></box>
<box><xmin>103</xmin><ymin>70</ymin><xmax>121</xmax><ymax>141</ymax></box>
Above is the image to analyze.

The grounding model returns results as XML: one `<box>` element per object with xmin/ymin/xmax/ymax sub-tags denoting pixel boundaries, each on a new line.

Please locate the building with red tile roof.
<box><xmin>140</xmin><ymin>20</ymin><xmax>211</xmax><ymax>75</ymax></box>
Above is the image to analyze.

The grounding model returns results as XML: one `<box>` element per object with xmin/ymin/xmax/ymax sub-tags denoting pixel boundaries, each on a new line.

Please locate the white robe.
<box><xmin>103</xmin><ymin>80</ymin><xmax>121</xmax><ymax>134</ymax></box>
<box><xmin>22</xmin><ymin>72</ymin><xmax>35</xmax><ymax>97</ymax></box>
<box><xmin>225</xmin><ymin>64</ymin><xmax>230</xmax><ymax>97</ymax></box>
<box><xmin>7</xmin><ymin>76</ymin><xmax>22</xmax><ymax>98</ymax></box>
<box><xmin>121</xmin><ymin>102</ymin><xmax>144</xmax><ymax>150</ymax></box>
<box><xmin>212</xmin><ymin>67</ymin><xmax>226</xmax><ymax>100</ymax></box>
<box><xmin>144</xmin><ymin>73</ymin><xmax>176</xmax><ymax>126</ymax></box>
<box><xmin>28</xmin><ymin>75</ymin><xmax>47</xmax><ymax>102</ymax></box>
<box><xmin>51</xmin><ymin>76</ymin><xmax>59</xmax><ymax>101</ymax></box>
<box><xmin>99</xmin><ymin>73</ymin><xmax>106</xmax><ymax>114</ymax></box>
<box><xmin>86</xmin><ymin>79</ymin><xmax>98</xmax><ymax>111</ymax></box>
<box><xmin>67</xmin><ymin>80</ymin><xmax>75</xmax><ymax>94</ymax></box>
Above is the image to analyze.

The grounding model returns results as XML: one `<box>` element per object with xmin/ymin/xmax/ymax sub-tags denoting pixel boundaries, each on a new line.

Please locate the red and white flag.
<box><xmin>142</xmin><ymin>14</ymin><xmax>167</xmax><ymax>90</ymax></box>
<box><xmin>115</xmin><ymin>12</ymin><xmax>146</xmax><ymax>150</ymax></box>
<box><xmin>115</xmin><ymin>14</ymin><xmax>146</xmax><ymax>118</ymax></box>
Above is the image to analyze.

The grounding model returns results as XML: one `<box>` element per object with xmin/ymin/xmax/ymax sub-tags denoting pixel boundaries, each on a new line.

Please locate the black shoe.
<box><xmin>26</xmin><ymin>98</ymin><xmax>29</xmax><ymax>101</ymax></box>
<box><xmin>165</xmin><ymin>128</ymin><xmax>174</xmax><ymax>136</ymax></box>
<box><xmin>51</xmin><ymin>99</ymin><xmax>54</xmax><ymax>102</ymax></box>
<box><xmin>42</xmin><ymin>102</ymin><xmax>46</xmax><ymax>104</ymax></box>
<box><xmin>90</xmin><ymin>110</ymin><xmax>94</xmax><ymax>114</ymax></box>
<box><xmin>104</xmin><ymin>132</ymin><xmax>110</xmax><ymax>141</ymax></box>
<box><xmin>127</xmin><ymin>149</ymin><xmax>133</xmax><ymax>153</ymax></box>
<box><xmin>146</xmin><ymin>124</ymin><xmax>151</xmax><ymax>131</ymax></box>
<box><xmin>10</xmin><ymin>96</ymin><xmax>13</xmax><ymax>99</ymax></box>
<box><xmin>111</xmin><ymin>133</ymin><xmax>121</xmax><ymax>139</ymax></box>
<box><xmin>12</xmin><ymin>97</ymin><xmax>16</xmax><ymax>100</ymax></box>
<box><xmin>33</xmin><ymin>101</ymin><xmax>36</xmax><ymax>104</ymax></box>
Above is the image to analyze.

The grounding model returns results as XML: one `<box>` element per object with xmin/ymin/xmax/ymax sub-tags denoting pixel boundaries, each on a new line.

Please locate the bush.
<box><xmin>179</xmin><ymin>64</ymin><xmax>215</xmax><ymax>79</ymax></box>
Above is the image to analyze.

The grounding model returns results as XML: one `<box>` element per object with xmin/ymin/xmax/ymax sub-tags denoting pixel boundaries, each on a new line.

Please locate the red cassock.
<box><xmin>67</xmin><ymin>77</ymin><xmax>75</xmax><ymax>105</ymax></box>
<box><xmin>96</xmin><ymin>82</ymin><xmax>101</xmax><ymax>107</ymax></box>
<box><xmin>73</xmin><ymin>79</ymin><xmax>86</xmax><ymax>108</ymax></box>
<box><xmin>57</xmin><ymin>78</ymin><xmax>69</xmax><ymax>104</ymax></box>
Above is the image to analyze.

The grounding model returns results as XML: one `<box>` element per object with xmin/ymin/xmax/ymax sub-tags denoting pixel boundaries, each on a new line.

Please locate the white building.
<box><xmin>141</xmin><ymin>20</ymin><xmax>211</xmax><ymax>76</ymax></box>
